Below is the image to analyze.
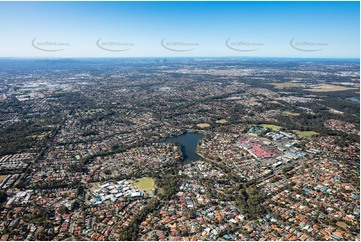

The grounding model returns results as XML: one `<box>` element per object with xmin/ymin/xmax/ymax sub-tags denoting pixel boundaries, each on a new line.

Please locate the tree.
<box><xmin>0</xmin><ymin>190</ymin><xmax>7</xmax><ymax>203</ymax></box>
<box><xmin>58</xmin><ymin>205</ymin><xmax>69</xmax><ymax>214</ymax></box>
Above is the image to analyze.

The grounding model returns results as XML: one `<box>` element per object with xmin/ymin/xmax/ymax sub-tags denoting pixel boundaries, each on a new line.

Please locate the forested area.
<box><xmin>0</xmin><ymin>117</ymin><xmax>58</xmax><ymax>156</ymax></box>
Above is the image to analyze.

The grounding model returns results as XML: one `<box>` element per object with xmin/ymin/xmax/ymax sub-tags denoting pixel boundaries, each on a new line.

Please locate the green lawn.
<box><xmin>261</xmin><ymin>124</ymin><xmax>282</xmax><ymax>131</ymax></box>
<box><xmin>293</xmin><ymin>130</ymin><xmax>318</xmax><ymax>138</ymax></box>
<box><xmin>130</xmin><ymin>177</ymin><xmax>155</xmax><ymax>191</ymax></box>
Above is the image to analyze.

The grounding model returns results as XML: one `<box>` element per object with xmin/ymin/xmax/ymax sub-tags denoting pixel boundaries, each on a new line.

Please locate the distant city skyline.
<box><xmin>0</xmin><ymin>1</ymin><xmax>359</xmax><ymax>58</ymax></box>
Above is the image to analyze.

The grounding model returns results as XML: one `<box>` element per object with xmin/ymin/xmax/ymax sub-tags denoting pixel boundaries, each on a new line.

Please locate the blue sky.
<box><xmin>0</xmin><ymin>1</ymin><xmax>359</xmax><ymax>58</ymax></box>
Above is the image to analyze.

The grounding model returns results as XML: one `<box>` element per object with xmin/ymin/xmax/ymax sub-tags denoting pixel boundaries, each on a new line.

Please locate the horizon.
<box><xmin>0</xmin><ymin>56</ymin><xmax>360</xmax><ymax>60</ymax></box>
<box><xmin>0</xmin><ymin>1</ymin><xmax>359</xmax><ymax>58</ymax></box>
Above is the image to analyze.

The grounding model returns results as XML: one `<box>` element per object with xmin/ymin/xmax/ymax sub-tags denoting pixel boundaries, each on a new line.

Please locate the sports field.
<box><xmin>196</xmin><ymin>123</ymin><xmax>210</xmax><ymax>128</ymax></box>
<box><xmin>304</xmin><ymin>84</ymin><xmax>355</xmax><ymax>92</ymax></box>
<box><xmin>216</xmin><ymin>119</ymin><xmax>228</xmax><ymax>124</ymax></box>
<box><xmin>0</xmin><ymin>175</ymin><xmax>7</xmax><ymax>182</ymax></box>
<box><xmin>293</xmin><ymin>130</ymin><xmax>318</xmax><ymax>138</ymax></box>
<box><xmin>261</xmin><ymin>124</ymin><xmax>282</xmax><ymax>131</ymax></box>
<box><xmin>130</xmin><ymin>177</ymin><xmax>155</xmax><ymax>191</ymax></box>
<box><xmin>282</xmin><ymin>111</ymin><xmax>300</xmax><ymax>116</ymax></box>
<box><xmin>270</xmin><ymin>82</ymin><xmax>303</xmax><ymax>89</ymax></box>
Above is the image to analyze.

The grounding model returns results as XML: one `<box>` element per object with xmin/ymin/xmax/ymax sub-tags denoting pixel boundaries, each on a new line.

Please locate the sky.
<box><xmin>0</xmin><ymin>1</ymin><xmax>359</xmax><ymax>58</ymax></box>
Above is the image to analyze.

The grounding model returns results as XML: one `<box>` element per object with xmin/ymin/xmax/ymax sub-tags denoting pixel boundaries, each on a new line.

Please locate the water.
<box><xmin>346</xmin><ymin>97</ymin><xmax>360</xmax><ymax>103</ymax></box>
<box><xmin>165</xmin><ymin>131</ymin><xmax>204</xmax><ymax>163</ymax></box>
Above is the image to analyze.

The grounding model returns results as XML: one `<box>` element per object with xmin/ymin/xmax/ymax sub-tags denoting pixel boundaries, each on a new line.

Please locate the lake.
<box><xmin>165</xmin><ymin>131</ymin><xmax>204</xmax><ymax>163</ymax></box>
